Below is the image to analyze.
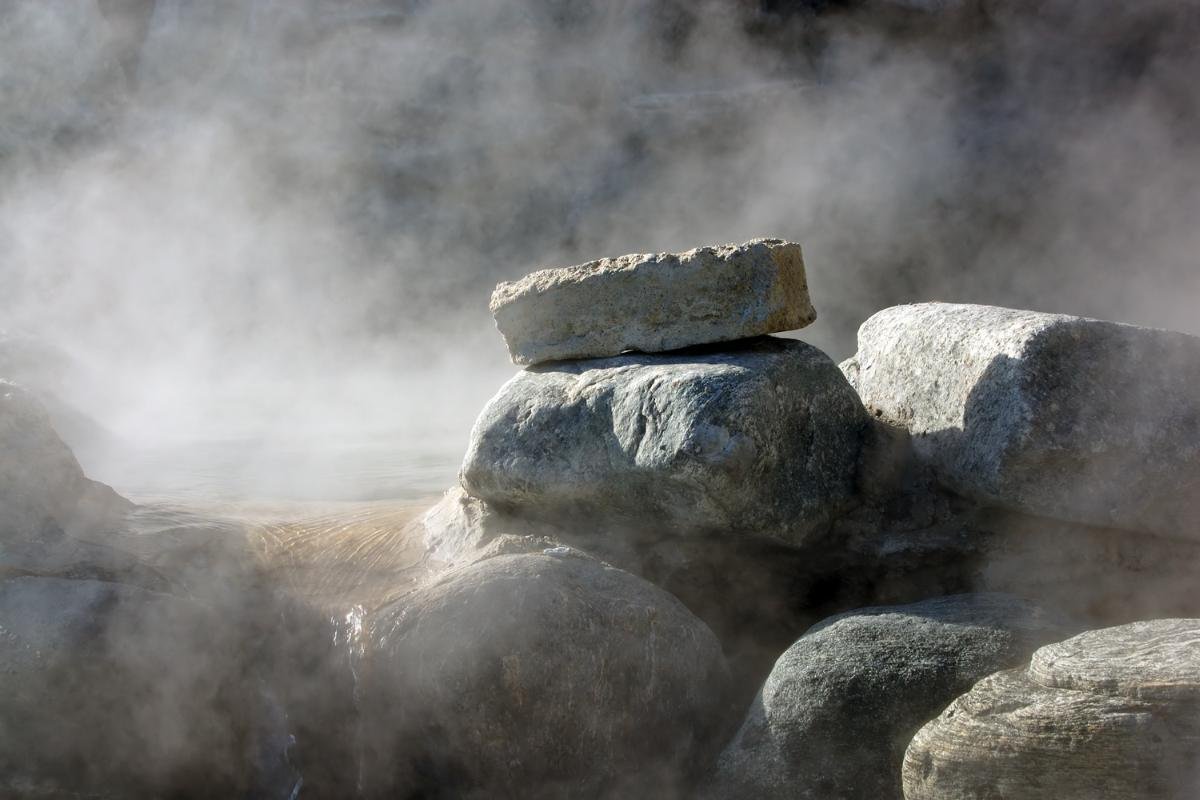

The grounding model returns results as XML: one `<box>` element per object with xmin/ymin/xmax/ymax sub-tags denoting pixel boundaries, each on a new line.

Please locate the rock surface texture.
<box><xmin>461</xmin><ymin>337</ymin><xmax>867</xmax><ymax>544</ymax></box>
<box><xmin>903</xmin><ymin>618</ymin><xmax>1200</xmax><ymax>799</ymax></box>
<box><xmin>712</xmin><ymin>593</ymin><xmax>1075</xmax><ymax>800</ymax></box>
<box><xmin>491</xmin><ymin>239</ymin><xmax>816</xmax><ymax>365</ymax></box>
<box><xmin>841</xmin><ymin>303</ymin><xmax>1200</xmax><ymax>539</ymax></box>
<box><xmin>0</xmin><ymin>576</ymin><xmax>296</xmax><ymax>797</ymax></box>
<box><xmin>360</xmin><ymin>550</ymin><xmax>731</xmax><ymax>798</ymax></box>
<box><xmin>0</xmin><ymin>381</ymin><xmax>132</xmax><ymax>538</ymax></box>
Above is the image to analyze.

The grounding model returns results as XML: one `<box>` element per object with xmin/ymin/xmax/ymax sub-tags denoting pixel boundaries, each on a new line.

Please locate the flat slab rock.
<box><xmin>460</xmin><ymin>337</ymin><xmax>868</xmax><ymax>544</ymax></box>
<box><xmin>491</xmin><ymin>238</ymin><xmax>816</xmax><ymax>365</ymax></box>
<box><xmin>841</xmin><ymin>303</ymin><xmax>1200</xmax><ymax>539</ymax></box>
<box><xmin>903</xmin><ymin>618</ymin><xmax>1200</xmax><ymax>800</ymax></box>
<box><xmin>711</xmin><ymin>593</ymin><xmax>1075</xmax><ymax>800</ymax></box>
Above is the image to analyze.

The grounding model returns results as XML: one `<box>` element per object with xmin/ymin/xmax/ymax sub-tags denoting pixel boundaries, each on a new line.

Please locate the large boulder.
<box><xmin>0</xmin><ymin>576</ymin><xmax>299</xmax><ymax>797</ymax></box>
<box><xmin>461</xmin><ymin>337</ymin><xmax>868</xmax><ymax>544</ymax></box>
<box><xmin>490</xmin><ymin>239</ymin><xmax>816</xmax><ymax>365</ymax></box>
<box><xmin>902</xmin><ymin>618</ymin><xmax>1200</xmax><ymax>800</ymax></box>
<box><xmin>360</xmin><ymin>549</ymin><xmax>732</xmax><ymax>798</ymax></box>
<box><xmin>0</xmin><ymin>381</ymin><xmax>132</xmax><ymax>539</ymax></box>
<box><xmin>841</xmin><ymin>303</ymin><xmax>1200</xmax><ymax>539</ymax></box>
<box><xmin>712</xmin><ymin>593</ymin><xmax>1076</xmax><ymax>800</ymax></box>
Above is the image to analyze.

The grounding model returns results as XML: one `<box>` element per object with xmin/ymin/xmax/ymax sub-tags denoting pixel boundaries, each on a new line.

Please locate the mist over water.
<box><xmin>3</xmin><ymin>0</ymin><xmax>1200</xmax><ymax>503</ymax></box>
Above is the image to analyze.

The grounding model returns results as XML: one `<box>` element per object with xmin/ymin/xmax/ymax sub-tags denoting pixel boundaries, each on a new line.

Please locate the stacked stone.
<box><xmin>463</xmin><ymin>237</ymin><xmax>868</xmax><ymax>545</ymax></box>
<box><xmin>362</xmin><ymin>238</ymin><xmax>873</xmax><ymax>796</ymax></box>
<box><xmin>396</xmin><ymin>250</ymin><xmax>1200</xmax><ymax>799</ymax></box>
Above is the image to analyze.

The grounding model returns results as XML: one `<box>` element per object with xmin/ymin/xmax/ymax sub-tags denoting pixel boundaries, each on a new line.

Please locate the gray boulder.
<box><xmin>712</xmin><ymin>594</ymin><xmax>1075</xmax><ymax>800</ymax></box>
<box><xmin>903</xmin><ymin>619</ymin><xmax>1200</xmax><ymax>800</ymax></box>
<box><xmin>841</xmin><ymin>303</ymin><xmax>1200</xmax><ymax>539</ymax></box>
<box><xmin>0</xmin><ymin>576</ymin><xmax>298</xmax><ymax>797</ymax></box>
<box><xmin>360</xmin><ymin>550</ymin><xmax>731</xmax><ymax>798</ymax></box>
<box><xmin>461</xmin><ymin>337</ymin><xmax>868</xmax><ymax>545</ymax></box>
<box><xmin>491</xmin><ymin>239</ymin><xmax>815</xmax><ymax>365</ymax></box>
<box><xmin>0</xmin><ymin>381</ymin><xmax>132</xmax><ymax>539</ymax></box>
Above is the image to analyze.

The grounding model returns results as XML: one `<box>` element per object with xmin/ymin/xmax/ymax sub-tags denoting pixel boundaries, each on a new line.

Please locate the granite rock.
<box><xmin>842</xmin><ymin>303</ymin><xmax>1200</xmax><ymax>539</ymax></box>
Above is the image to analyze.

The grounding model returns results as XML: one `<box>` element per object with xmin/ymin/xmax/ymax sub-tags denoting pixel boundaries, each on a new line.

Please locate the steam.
<box><xmin>2</xmin><ymin>0</ymin><xmax>1198</xmax><ymax>489</ymax></box>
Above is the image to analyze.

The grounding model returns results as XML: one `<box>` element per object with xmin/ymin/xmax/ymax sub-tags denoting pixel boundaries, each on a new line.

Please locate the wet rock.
<box><xmin>842</xmin><ymin>303</ymin><xmax>1200</xmax><ymax>539</ymax></box>
<box><xmin>360</xmin><ymin>550</ymin><xmax>731</xmax><ymax>798</ymax></box>
<box><xmin>490</xmin><ymin>239</ymin><xmax>815</xmax><ymax>365</ymax></box>
<box><xmin>462</xmin><ymin>337</ymin><xmax>868</xmax><ymax>545</ymax></box>
<box><xmin>0</xmin><ymin>576</ymin><xmax>297</xmax><ymax>798</ymax></box>
<box><xmin>712</xmin><ymin>593</ymin><xmax>1075</xmax><ymax>800</ymax></box>
<box><xmin>0</xmin><ymin>381</ymin><xmax>132</xmax><ymax>539</ymax></box>
<box><xmin>903</xmin><ymin>619</ymin><xmax>1200</xmax><ymax>800</ymax></box>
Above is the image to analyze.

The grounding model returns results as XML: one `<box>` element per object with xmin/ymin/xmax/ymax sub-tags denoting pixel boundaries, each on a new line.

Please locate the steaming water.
<box><xmin>79</xmin><ymin>431</ymin><xmax>459</xmax><ymax>611</ymax></box>
<box><xmin>81</xmin><ymin>431</ymin><xmax>461</xmax><ymax>506</ymax></box>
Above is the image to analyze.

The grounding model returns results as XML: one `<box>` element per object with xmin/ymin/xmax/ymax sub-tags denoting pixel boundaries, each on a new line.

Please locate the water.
<box><xmin>81</xmin><ymin>431</ymin><xmax>463</xmax><ymax>507</ymax></box>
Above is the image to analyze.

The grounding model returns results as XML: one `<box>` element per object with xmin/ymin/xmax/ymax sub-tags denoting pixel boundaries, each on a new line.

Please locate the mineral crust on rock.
<box><xmin>460</xmin><ymin>337</ymin><xmax>868</xmax><ymax>544</ymax></box>
<box><xmin>490</xmin><ymin>238</ymin><xmax>816</xmax><ymax>365</ymax></box>
<box><xmin>841</xmin><ymin>303</ymin><xmax>1200</xmax><ymax>539</ymax></box>
<box><xmin>360</xmin><ymin>550</ymin><xmax>731</xmax><ymax>798</ymax></box>
<box><xmin>902</xmin><ymin>618</ymin><xmax>1200</xmax><ymax>800</ymax></box>
<box><xmin>712</xmin><ymin>593</ymin><xmax>1075</xmax><ymax>800</ymax></box>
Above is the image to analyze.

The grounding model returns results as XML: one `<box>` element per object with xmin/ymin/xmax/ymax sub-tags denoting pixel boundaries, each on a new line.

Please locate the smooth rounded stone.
<box><xmin>461</xmin><ymin>337</ymin><xmax>868</xmax><ymax>545</ymax></box>
<box><xmin>902</xmin><ymin>619</ymin><xmax>1200</xmax><ymax>800</ymax></box>
<box><xmin>711</xmin><ymin>594</ymin><xmax>1075</xmax><ymax>800</ymax></box>
<box><xmin>490</xmin><ymin>238</ymin><xmax>816</xmax><ymax>366</ymax></box>
<box><xmin>1029</xmin><ymin>619</ymin><xmax>1200</xmax><ymax>702</ymax></box>
<box><xmin>0</xmin><ymin>381</ymin><xmax>132</xmax><ymax>539</ymax></box>
<box><xmin>841</xmin><ymin>303</ymin><xmax>1200</xmax><ymax>539</ymax></box>
<box><xmin>359</xmin><ymin>550</ymin><xmax>731</xmax><ymax>798</ymax></box>
<box><xmin>0</xmin><ymin>576</ymin><xmax>298</xmax><ymax>797</ymax></box>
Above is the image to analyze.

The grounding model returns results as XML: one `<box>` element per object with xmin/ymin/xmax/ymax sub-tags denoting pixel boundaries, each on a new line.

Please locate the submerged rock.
<box><xmin>0</xmin><ymin>381</ymin><xmax>131</xmax><ymax>539</ymax></box>
<box><xmin>461</xmin><ymin>337</ymin><xmax>868</xmax><ymax>545</ymax></box>
<box><xmin>712</xmin><ymin>593</ymin><xmax>1075</xmax><ymax>800</ymax></box>
<box><xmin>902</xmin><ymin>618</ymin><xmax>1200</xmax><ymax>800</ymax></box>
<box><xmin>491</xmin><ymin>239</ymin><xmax>815</xmax><ymax>365</ymax></box>
<box><xmin>360</xmin><ymin>550</ymin><xmax>731</xmax><ymax>798</ymax></box>
<box><xmin>842</xmin><ymin>303</ymin><xmax>1200</xmax><ymax>539</ymax></box>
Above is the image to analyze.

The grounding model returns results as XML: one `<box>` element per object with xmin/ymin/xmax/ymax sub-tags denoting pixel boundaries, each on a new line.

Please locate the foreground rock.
<box><xmin>712</xmin><ymin>594</ymin><xmax>1075</xmax><ymax>800</ymax></box>
<box><xmin>903</xmin><ymin>618</ymin><xmax>1200</xmax><ymax>799</ymax></box>
<box><xmin>0</xmin><ymin>576</ymin><xmax>298</xmax><ymax>797</ymax></box>
<box><xmin>491</xmin><ymin>239</ymin><xmax>816</xmax><ymax>365</ymax></box>
<box><xmin>0</xmin><ymin>381</ymin><xmax>131</xmax><ymax>539</ymax></box>
<box><xmin>842</xmin><ymin>303</ymin><xmax>1200</xmax><ymax>539</ymax></box>
<box><xmin>360</xmin><ymin>550</ymin><xmax>731</xmax><ymax>798</ymax></box>
<box><xmin>462</xmin><ymin>337</ymin><xmax>867</xmax><ymax>544</ymax></box>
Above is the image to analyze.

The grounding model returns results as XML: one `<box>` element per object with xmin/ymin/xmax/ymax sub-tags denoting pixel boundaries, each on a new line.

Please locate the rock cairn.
<box><xmin>6</xmin><ymin>252</ymin><xmax>1200</xmax><ymax>798</ymax></box>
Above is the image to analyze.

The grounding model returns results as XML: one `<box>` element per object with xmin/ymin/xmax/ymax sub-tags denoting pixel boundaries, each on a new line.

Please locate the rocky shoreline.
<box><xmin>3</xmin><ymin>239</ymin><xmax>1200</xmax><ymax>798</ymax></box>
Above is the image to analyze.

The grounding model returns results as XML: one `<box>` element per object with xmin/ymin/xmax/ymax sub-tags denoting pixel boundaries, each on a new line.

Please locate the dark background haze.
<box><xmin>2</xmin><ymin>0</ymin><xmax>1199</xmax><ymax>471</ymax></box>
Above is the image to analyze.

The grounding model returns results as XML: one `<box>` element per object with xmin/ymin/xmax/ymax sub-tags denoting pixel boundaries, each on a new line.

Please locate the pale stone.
<box><xmin>902</xmin><ymin>619</ymin><xmax>1200</xmax><ymax>800</ymax></box>
<box><xmin>841</xmin><ymin>303</ymin><xmax>1200</xmax><ymax>539</ymax></box>
<box><xmin>491</xmin><ymin>238</ymin><xmax>816</xmax><ymax>365</ymax></box>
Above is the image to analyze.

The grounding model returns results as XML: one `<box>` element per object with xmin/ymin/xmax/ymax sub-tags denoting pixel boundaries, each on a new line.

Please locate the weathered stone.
<box><xmin>461</xmin><ymin>337</ymin><xmax>868</xmax><ymax>544</ymax></box>
<box><xmin>490</xmin><ymin>239</ymin><xmax>816</xmax><ymax>365</ymax></box>
<box><xmin>902</xmin><ymin>619</ymin><xmax>1200</xmax><ymax>800</ymax></box>
<box><xmin>360</xmin><ymin>550</ymin><xmax>731</xmax><ymax>798</ymax></box>
<box><xmin>712</xmin><ymin>594</ymin><xmax>1075</xmax><ymax>800</ymax></box>
<box><xmin>841</xmin><ymin>303</ymin><xmax>1200</xmax><ymax>539</ymax></box>
<box><xmin>0</xmin><ymin>381</ymin><xmax>132</xmax><ymax>539</ymax></box>
<box><xmin>1028</xmin><ymin>618</ymin><xmax>1200</xmax><ymax>702</ymax></box>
